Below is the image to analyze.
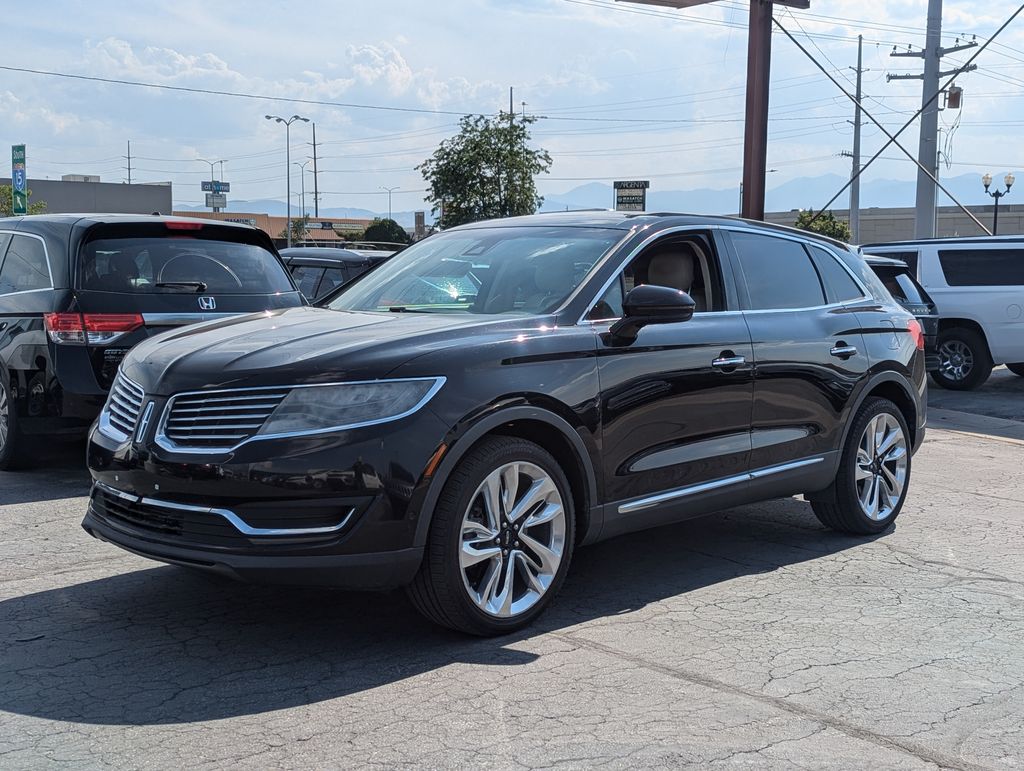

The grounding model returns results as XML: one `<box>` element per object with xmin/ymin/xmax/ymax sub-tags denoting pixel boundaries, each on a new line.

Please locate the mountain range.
<box><xmin>173</xmin><ymin>172</ymin><xmax>1006</xmax><ymax>227</ymax></box>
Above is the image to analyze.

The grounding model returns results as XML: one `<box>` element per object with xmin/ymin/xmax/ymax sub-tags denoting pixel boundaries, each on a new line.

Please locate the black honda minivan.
<box><xmin>85</xmin><ymin>212</ymin><xmax>926</xmax><ymax>635</ymax></box>
<box><xmin>0</xmin><ymin>215</ymin><xmax>303</xmax><ymax>469</ymax></box>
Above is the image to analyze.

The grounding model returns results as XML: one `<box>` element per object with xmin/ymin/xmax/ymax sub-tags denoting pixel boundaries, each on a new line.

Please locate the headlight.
<box><xmin>256</xmin><ymin>377</ymin><xmax>445</xmax><ymax>437</ymax></box>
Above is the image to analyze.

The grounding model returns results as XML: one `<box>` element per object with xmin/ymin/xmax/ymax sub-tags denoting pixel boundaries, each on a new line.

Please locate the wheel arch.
<box><xmin>413</xmin><ymin>405</ymin><xmax>600</xmax><ymax>550</ymax></box>
<box><xmin>841</xmin><ymin>371</ymin><xmax>921</xmax><ymax>454</ymax></box>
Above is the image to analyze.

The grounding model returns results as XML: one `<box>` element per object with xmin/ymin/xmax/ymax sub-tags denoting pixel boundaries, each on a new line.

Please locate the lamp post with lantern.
<box><xmin>982</xmin><ymin>173</ymin><xmax>1015</xmax><ymax>235</ymax></box>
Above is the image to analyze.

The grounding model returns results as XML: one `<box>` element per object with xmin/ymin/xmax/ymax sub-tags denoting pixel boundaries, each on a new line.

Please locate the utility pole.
<box><xmin>311</xmin><ymin>122</ymin><xmax>319</xmax><ymax>218</ymax></box>
<box><xmin>849</xmin><ymin>36</ymin><xmax>864</xmax><ymax>243</ymax></box>
<box><xmin>126</xmin><ymin>140</ymin><xmax>132</xmax><ymax>184</ymax></box>
<box><xmin>888</xmin><ymin>0</ymin><xmax>977</xmax><ymax>238</ymax></box>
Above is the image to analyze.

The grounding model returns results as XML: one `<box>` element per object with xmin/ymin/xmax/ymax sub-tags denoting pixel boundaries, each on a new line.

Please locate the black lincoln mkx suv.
<box><xmin>85</xmin><ymin>212</ymin><xmax>926</xmax><ymax>635</ymax></box>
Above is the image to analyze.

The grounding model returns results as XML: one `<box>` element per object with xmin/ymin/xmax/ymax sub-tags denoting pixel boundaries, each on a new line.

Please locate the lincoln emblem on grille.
<box><xmin>198</xmin><ymin>296</ymin><xmax>217</xmax><ymax>311</ymax></box>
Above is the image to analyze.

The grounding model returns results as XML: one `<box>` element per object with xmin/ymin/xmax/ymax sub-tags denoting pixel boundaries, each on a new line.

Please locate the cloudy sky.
<box><xmin>3</xmin><ymin>0</ymin><xmax>1023</xmax><ymax>216</ymax></box>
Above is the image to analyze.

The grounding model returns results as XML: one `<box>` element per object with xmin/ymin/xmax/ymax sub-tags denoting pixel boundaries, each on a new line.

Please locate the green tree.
<box><xmin>278</xmin><ymin>214</ymin><xmax>310</xmax><ymax>242</ymax></box>
<box><xmin>0</xmin><ymin>185</ymin><xmax>47</xmax><ymax>217</ymax></box>
<box><xmin>417</xmin><ymin>112</ymin><xmax>552</xmax><ymax>229</ymax></box>
<box><xmin>362</xmin><ymin>217</ymin><xmax>409</xmax><ymax>244</ymax></box>
<box><xmin>794</xmin><ymin>209</ymin><xmax>852</xmax><ymax>242</ymax></box>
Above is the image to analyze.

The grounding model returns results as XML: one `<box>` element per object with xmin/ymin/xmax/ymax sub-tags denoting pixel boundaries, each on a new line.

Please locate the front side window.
<box><xmin>79</xmin><ymin>237</ymin><xmax>294</xmax><ymax>294</ymax></box>
<box><xmin>938</xmin><ymin>248</ymin><xmax>1024</xmax><ymax>287</ymax></box>
<box><xmin>291</xmin><ymin>265</ymin><xmax>325</xmax><ymax>298</ymax></box>
<box><xmin>731</xmin><ymin>232</ymin><xmax>826</xmax><ymax>310</ymax></box>
<box><xmin>329</xmin><ymin>226</ymin><xmax>622</xmax><ymax>315</ymax></box>
<box><xmin>0</xmin><ymin>235</ymin><xmax>50</xmax><ymax>294</ymax></box>
<box><xmin>318</xmin><ymin>267</ymin><xmax>350</xmax><ymax>297</ymax></box>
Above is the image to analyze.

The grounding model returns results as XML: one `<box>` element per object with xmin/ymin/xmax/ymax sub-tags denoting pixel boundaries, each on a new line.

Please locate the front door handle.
<box><xmin>712</xmin><ymin>354</ymin><xmax>746</xmax><ymax>369</ymax></box>
<box><xmin>830</xmin><ymin>344</ymin><xmax>858</xmax><ymax>359</ymax></box>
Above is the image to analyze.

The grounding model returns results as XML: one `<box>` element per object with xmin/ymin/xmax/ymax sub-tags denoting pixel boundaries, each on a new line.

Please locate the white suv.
<box><xmin>862</xmin><ymin>237</ymin><xmax>1024</xmax><ymax>390</ymax></box>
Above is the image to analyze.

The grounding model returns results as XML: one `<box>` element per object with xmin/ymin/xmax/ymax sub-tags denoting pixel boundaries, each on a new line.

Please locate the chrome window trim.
<box><xmin>0</xmin><ymin>230</ymin><xmax>55</xmax><ymax>294</ymax></box>
<box><xmin>154</xmin><ymin>376</ymin><xmax>446</xmax><ymax>455</ymax></box>
<box><xmin>142</xmin><ymin>312</ymin><xmax>245</xmax><ymax>326</ymax></box>
<box><xmin>575</xmin><ymin>224</ymin><xmax>717</xmax><ymax>325</ymax></box>
<box><xmin>93</xmin><ymin>482</ymin><xmax>355</xmax><ymax>536</ymax></box>
<box><xmin>617</xmin><ymin>456</ymin><xmax>824</xmax><ymax>514</ymax></box>
<box><xmin>722</xmin><ymin>225</ymin><xmax>872</xmax><ymax>310</ymax></box>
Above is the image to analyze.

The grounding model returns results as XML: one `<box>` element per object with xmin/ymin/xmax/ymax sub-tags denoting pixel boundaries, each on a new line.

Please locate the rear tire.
<box><xmin>931</xmin><ymin>328</ymin><xmax>992</xmax><ymax>391</ymax></box>
<box><xmin>407</xmin><ymin>436</ymin><xmax>575</xmax><ymax>636</ymax></box>
<box><xmin>1007</xmin><ymin>363</ymin><xmax>1024</xmax><ymax>377</ymax></box>
<box><xmin>812</xmin><ymin>397</ymin><xmax>911</xmax><ymax>535</ymax></box>
<box><xmin>0</xmin><ymin>377</ymin><xmax>30</xmax><ymax>471</ymax></box>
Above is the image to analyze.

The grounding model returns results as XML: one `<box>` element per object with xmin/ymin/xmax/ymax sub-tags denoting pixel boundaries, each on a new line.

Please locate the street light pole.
<box><xmin>381</xmin><ymin>186</ymin><xmax>399</xmax><ymax>221</ymax></box>
<box><xmin>266</xmin><ymin>114</ymin><xmax>310</xmax><ymax>247</ymax></box>
<box><xmin>982</xmin><ymin>173</ymin><xmax>1015</xmax><ymax>235</ymax></box>
<box><xmin>197</xmin><ymin>157</ymin><xmax>227</xmax><ymax>212</ymax></box>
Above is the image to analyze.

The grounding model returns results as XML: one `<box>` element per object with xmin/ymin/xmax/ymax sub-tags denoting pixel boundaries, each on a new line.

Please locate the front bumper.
<box><xmin>85</xmin><ymin>406</ymin><xmax>450</xmax><ymax>588</ymax></box>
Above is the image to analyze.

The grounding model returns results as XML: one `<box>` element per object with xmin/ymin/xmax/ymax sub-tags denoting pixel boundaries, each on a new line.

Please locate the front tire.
<box><xmin>407</xmin><ymin>436</ymin><xmax>575</xmax><ymax>636</ymax></box>
<box><xmin>931</xmin><ymin>328</ymin><xmax>992</xmax><ymax>391</ymax></box>
<box><xmin>812</xmin><ymin>397</ymin><xmax>911</xmax><ymax>535</ymax></box>
<box><xmin>0</xmin><ymin>377</ymin><xmax>28</xmax><ymax>471</ymax></box>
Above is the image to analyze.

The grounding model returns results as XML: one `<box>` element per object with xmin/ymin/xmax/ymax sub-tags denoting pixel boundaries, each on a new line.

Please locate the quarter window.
<box><xmin>807</xmin><ymin>245</ymin><xmax>864</xmax><ymax>303</ymax></box>
<box><xmin>731</xmin><ymin>233</ymin><xmax>826</xmax><ymax>310</ymax></box>
<box><xmin>938</xmin><ymin>249</ymin><xmax>1024</xmax><ymax>287</ymax></box>
<box><xmin>0</xmin><ymin>235</ymin><xmax>50</xmax><ymax>294</ymax></box>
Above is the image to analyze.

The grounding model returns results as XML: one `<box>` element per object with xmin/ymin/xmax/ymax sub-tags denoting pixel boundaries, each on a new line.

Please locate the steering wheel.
<box><xmin>157</xmin><ymin>251</ymin><xmax>243</xmax><ymax>289</ymax></box>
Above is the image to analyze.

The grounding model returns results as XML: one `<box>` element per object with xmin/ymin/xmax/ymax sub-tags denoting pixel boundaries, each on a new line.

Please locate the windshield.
<box><xmin>79</xmin><ymin>237</ymin><xmax>295</xmax><ymax>294</ymax></box>
<box><xmin>328</xmin><ymin>226</ymin><xmax>622</xmax><ymax>314</ymax></box>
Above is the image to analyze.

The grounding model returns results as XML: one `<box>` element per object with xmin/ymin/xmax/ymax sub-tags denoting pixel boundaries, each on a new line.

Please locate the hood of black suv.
<box><xmin>120</xmin><ymin>306</ymin><xmax>521</xmax><ymax>395</ymax></box>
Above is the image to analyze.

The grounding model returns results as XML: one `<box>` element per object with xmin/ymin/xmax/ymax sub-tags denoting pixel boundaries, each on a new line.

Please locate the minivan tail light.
<box><xmin>907</xmin><ymin>319</ymin><xmax>925</xmax><ymax>351</ymax></box>
<box><xmin>45</xmin><ymin>313</ymin><xmax>144</xmax><ymax>345</ymax></box>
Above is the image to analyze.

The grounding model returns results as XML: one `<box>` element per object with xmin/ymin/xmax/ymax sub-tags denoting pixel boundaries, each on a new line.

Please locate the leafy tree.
<box><xmin>362</xmin><ymin>217</ymin><xmax>409</xmax><ymax>244</ymax></box>
<box><xmin>278</xmin><ymin>214</ymin><xmax>310</xmax><ymax>242</ymax></box>
<box><xmin>418</xmin><ymin>112</ymin><xmax>552</xmax><ymax>229</ymax></box>
<box><xmin>0</xmin><ymin>185</ymin><xmax>47</xmax><ymax>217</ymax></box>
<box><xmin>794</xmin><ymin>208</ymin><xmax>852</xmax><ymax>242</ymax></box>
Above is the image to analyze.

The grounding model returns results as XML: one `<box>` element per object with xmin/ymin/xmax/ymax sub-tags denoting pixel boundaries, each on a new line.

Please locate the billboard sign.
<box><xmin>613</xmin><ymin>180</ymin><xmax>649</xmax><ymax>212</ymax></box>
<box><xmin>11</xmin><ymin>144</ymin><xmax>27</xmax><ymax>215</ymax></box>
<box><xmin>201</xmin><ymin>180</ymin><xmax>230</xmax><ymax>193</ymax></box>
<box><xmin>205</xmin><ymin>193</ymin><xmax>228</xmax><ymax>208</ymax></box>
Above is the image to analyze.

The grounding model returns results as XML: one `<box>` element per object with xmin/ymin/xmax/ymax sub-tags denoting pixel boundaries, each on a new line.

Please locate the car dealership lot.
<box><xmin>2</xmin><ymin>381</ymin><xmax>1023</xmax><ymax>769</ymax></box>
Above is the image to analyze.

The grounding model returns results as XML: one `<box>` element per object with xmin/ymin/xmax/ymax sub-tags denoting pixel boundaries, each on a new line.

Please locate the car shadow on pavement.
<box><xmin>0</xmin><ymin>442</ymin><xmax>91</xmax><ymax>506</ymax></box>
<box><xmin>0</xmin><ymin>497</ymin><xmax>883</xmax><ymax>727</ymax></box>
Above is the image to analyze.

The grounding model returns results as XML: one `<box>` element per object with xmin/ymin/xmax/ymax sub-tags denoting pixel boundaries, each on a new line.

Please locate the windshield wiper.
<box><xmin>387</xmin><ymin>306</ymin><xmax>436</xmax><ymax>313</ymax></box>
<box><xmin>156</xmin><ymin>281</ymin><xmax>208</xmax><ymax>292</ymax></box>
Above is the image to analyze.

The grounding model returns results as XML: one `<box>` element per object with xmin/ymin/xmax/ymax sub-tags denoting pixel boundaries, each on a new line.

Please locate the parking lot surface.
<box><xmin>2</xmin><ymin>378</ymin><xmax>1023</xmax><ymax>769</ymax></box>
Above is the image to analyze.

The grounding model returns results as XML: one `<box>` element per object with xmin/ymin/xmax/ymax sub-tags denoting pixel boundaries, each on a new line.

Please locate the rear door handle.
<box><xmin>830</xmin><ymin>344</ymin><xmax>858</xmax><ymax>359</ymax></box>
<box><xmin>712</xmin><ymin>355</ymin><xmax>746</xmax><ymax>369</ymax></box>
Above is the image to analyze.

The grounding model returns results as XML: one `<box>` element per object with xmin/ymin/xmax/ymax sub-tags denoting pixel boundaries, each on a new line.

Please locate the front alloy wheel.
<box><xmin>460</xmin><ymin>461</ymin><xmax>567</xmax><ymax>618</ymax></box>
<box><xmin>408</xmin><ymin>437</ymin><xmax>575</xmax><ymax>635</ymax></box>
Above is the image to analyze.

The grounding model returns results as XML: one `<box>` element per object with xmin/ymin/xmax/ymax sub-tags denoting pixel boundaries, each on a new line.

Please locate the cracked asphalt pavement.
<box><xmin>2</xmin><ymin>373</ymin><xmax>1023</xmax><ymax>769</ymax></box>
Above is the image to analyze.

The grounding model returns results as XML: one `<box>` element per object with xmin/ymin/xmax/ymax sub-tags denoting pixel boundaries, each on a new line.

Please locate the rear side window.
<box><xmin>938</xmin><ymin>248</ymin><xmax>1024</xmax><ymax>287</ymax></box>
<box><xmin>0</xmin><ymin>235</ymin><xmax>51</xmax><ymax>294</ymax></box>
<box><xmin>79</xmin><ymin>237</ymin><xmax>294</xmax><ymax>294</ymax></box>
<box><xmin>807</xmin><ymin>245</ymin><xmax>864</xmax><ymax>303</ymax></box>
<box><xmin>874</xmin><ymin>267</ymin><xmax>930</xmax><ymax>305</ymax></box>
<box><xmin>290</xmin><ymin>265</ymin><xmax>325</xmax><ymax>298</ymax></box>
<box><xmin>864</xmin><ymin>249</ymin><xmax>919</xmax><ymax>275</ymax></box>
<box><xmin>730</xmin><ymin>232</ymin><xmax>826</xmax><ymax>310</ymax></box>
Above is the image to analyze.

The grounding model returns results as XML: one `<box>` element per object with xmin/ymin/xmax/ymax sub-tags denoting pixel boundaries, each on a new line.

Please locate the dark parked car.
<box><xmin>0</xmin><ymin>214</ymin><xmax>303</xmax><ymax>469</ymax></box>
<box><xmin>863</xmin><ymin>254</ymin><xmax>939</xmax><ymax>372</ymax></box>
<box><xmin>279</xmin><ymin>247</ymin><xmax>391</xmax><ymax>302</ymax></box>
<box><xmin>84</xmin><ymin>212</ymin><xmax>926</xmax><ymax>635</ymax></box>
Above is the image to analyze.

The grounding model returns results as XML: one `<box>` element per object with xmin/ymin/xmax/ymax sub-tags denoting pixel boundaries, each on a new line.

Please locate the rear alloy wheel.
<box><xmin>0</xmin><ymin>378</ymin><xmax>27</xmax><ymax>471</ymax></box>
<box><xmin>812</xmin><ymin>397</ymin><xmax>911</xmax><ymax>535</ymax></box>
<box><xmin>407</xmin><ymin>437</ymin><xmax>575</xmax><ymax>635</ymax></box>
<box><xmin>1007</xmin><ymin>363</ymin><xmax>1024</xmax><ymax>378</ymax></box>
<box><xmin>931</xmin><ymin>328</ymin><xmax>992</xmax><ymax>391</ymax></box>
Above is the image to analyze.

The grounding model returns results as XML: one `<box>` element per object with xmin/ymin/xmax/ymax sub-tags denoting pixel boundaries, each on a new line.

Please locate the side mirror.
<box><xmin>608</xmin><ymin>284</ymin><xmax>696</xmax><ymax>343</ymax></box>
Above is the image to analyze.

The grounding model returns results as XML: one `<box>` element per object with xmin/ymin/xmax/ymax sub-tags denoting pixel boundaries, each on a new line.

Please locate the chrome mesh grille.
<box><xmin>104</xmin><ymin>375</ymin><xmax>146</xmax><ymax>439</ymax></box>
<box><xmin>161</xmin><ymin>389</ymin><xmax>290</xmax><ymax>449</ymax></box>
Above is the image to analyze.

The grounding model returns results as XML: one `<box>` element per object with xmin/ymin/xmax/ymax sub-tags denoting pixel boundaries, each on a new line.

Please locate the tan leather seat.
<box><xmin>646</xmin><ymin>247</ymin><xmax>706</xmax><ymax>312</ymax></box>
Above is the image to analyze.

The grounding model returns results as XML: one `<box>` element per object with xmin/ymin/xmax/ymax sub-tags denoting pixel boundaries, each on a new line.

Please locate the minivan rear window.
<box><xmin>938</xmin><ymin>248</ymin><xmax>1024</xmax><ymax>287</ymax></box>
<box><xmin>873</xmin><ymin>266</ymin><xmax>930</xmax><ymax>305</ymax></box>
<box><xmin>79</xmin><ymin>237</ymin><xmax>294</xmax><ymax>294</ymax></box>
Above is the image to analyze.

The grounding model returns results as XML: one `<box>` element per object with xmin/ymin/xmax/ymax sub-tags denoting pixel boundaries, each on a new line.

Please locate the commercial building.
<box><xmin>766</xmin><ymin>204</ymin><xmax>1024</xmax><ymax>243</ymax></box>
<box><xmin>171</xmin><ymin>210</ymin><xmax>373</xmax><ymax>243</ymax></box>
<box><xmin>1</xmin><ymin>176</ymin><xmax>172</xmax><ymax>215</ymax></box>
